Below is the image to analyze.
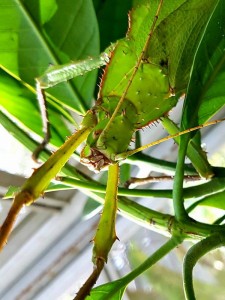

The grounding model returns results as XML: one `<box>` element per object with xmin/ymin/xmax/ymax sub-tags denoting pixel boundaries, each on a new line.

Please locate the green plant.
<box><xmin>0</xmin><ymin>0</ymin><xmax>225</xmax><ymax>299</ymax></box>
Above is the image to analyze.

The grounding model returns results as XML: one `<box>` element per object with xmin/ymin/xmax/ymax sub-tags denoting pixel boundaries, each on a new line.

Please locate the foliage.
<box><xmin>1</xmin><ymin>0</ymin><xmax>225</xmax><ymax>299</ymax></box>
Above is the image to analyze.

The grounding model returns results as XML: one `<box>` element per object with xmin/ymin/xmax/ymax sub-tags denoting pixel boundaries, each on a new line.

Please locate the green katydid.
<box><xmin>0</xmin><ymin>0</ymin><xmax>225</xmax><ymax>299</ymax></box>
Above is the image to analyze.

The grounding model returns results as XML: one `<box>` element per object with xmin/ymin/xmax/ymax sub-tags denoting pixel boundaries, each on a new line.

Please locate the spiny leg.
<box><xmin>32</xmin><ymin>81</ymin><xmax>50</xmax><ymax>161</ymax></box>
<box><xmin>74</xmin><ymin>163</ymin><xmax>119</xmax><ymax>300</ymax></box>
<box><xmin>33</xmin><ymin>48</ymin><xmax>113</xmax><ymax>160</ymax></box>
<box><xmin>0</xmin><ymin>111</ymin><xmax>97</xmax><ymax>251</ymax></box>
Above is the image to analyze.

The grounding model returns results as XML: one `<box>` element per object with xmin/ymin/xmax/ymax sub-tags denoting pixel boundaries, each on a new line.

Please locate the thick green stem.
<box><xmin>183</xmin><ymin>232</ymin><xmax>225</xmax><ymax>300</ymax></box>
<box><xmin>173</xmin><ymin>137</ymin><xmax>189</xmax><ymax>221</ymax></box>
<box><xmin>56</xmin><ymin>176</ymin><xmax>172</xmax><ymax>198</ymax></box>
<box><xmin>54</xmin><ymin>174</ymin><xmax>225</xmax><ymax>202</ymax></box>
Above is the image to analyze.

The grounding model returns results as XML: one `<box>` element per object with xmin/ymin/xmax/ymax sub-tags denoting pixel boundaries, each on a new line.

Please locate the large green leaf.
<box><xmin>0</xmin><ymin>69</ymin><xmax>70</xmax><ymax>147</ymax></box>
<box><xmin>181</xmin><ymin>0</ymin><xmax>225</xmax><ymax>129</ymax></box>
<box><xmin>173</xmin><ymin>0</ymin><xmax>224</xmax><ymax>217</ymax></box>
<box><xmin>0</xmin><ymin>0</ymin><xmax>99</xmax><ymax>113</ymax></box>
<box><xmin>93</xmin><ymin>0</ymin><xmax>132</xmax><ymax>51</ymax></box>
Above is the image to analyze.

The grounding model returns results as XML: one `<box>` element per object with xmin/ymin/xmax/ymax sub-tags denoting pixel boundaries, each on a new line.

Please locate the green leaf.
<box><xmin>0</xmin><ymin>0</ymin><xmax>100</xmax><ymax>113</ymax></box>
<box><xmin>181</xmin><ymin>0</ymin><xmax>225</xmax><ymax>129</ymax></box>
<box><xmin>0</xmin><ymin>69</ymin><xmax>70</xmax><ymax>147</ymax></box>
<box><xmin>4</xmin><ymin>186</ymin><xmax>20</xmax><ymax>199</ymax></box>
<box><xmin>93</xmin><ymin>0</ymin><xmax>132</xmax><ymax>51</ymax></box>
<box><xmin>173</xmin><ymin>0</ymin><xmax>224</xmax><ymax>218</ymax></box>
<box><xmin>194</xmin><ymin>190</ymin><xmax>225</xmax><ymax>211</ymax></box>
<box><xmin>198</xmin><ymin>1</ymin><xmax>225</xmax><ymax>123</ymax></box>
<box><xmin>86</xmin><ymin>280</ymin><xmax>126</xmax><ymax>300</ymax></box>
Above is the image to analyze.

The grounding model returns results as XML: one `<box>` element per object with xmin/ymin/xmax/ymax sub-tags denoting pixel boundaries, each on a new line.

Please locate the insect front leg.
<box><xmin>32</xmin><ymin>81</ymin><xmax>51</xmax><ymax>161</ymax></box>
<box><xmin>33</xmin><ymin>47</ymin><xmax>114</xmax><ymax>160</ymax></box>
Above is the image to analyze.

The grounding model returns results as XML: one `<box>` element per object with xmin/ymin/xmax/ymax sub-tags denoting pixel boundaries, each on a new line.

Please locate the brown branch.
<box><xmin>125</xmin><ymin>175</ymin><xmax>202</xmax><ymax>188</ymax></box>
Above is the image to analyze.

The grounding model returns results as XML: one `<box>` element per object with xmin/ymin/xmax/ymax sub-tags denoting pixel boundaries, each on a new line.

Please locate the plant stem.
<box><xmin>89</xmin><ymin>236</ymin><xmax>183</xmax><ymax>299</ymax></box>
<box><xmin>183</xmin><ymin>232</ymin><xmax>225</xmax><ymax>300</ymax></box>
<box><xmin>74</xmin><ymin>261</ymin><xmax>104</xmax><ymax>300</ymax></box>
<box><xmin>56</xmin><ymin>176</ymin><xmax>172</xmax><ymax>198</ymax></box>
<box><xmin>54</xmin><ymin>175</ymin><xmax>225</xmax><ymax>201</ymax></box>
<box><xmin>122</xmin><ymin>236</ymin><xmax>183</xmax><ymax>285</ymax></box>
<box><xmin>173</xmin><ymin>137</ymin><xmax>189</xmax><ymax>221</ymax></box>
